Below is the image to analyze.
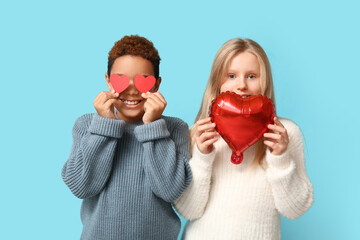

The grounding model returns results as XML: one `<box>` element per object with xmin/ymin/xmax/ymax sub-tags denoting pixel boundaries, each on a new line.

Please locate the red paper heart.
<box><xmin>209</xmin><ymin>92</ymin><xmax>275</xmax><ymax>164</ymax></box>
<box><xmin>134</xmin><ymin>75</ymin><xmax>156</xmax><ymax>93</ymax></box>
<box><xmin>110</xmin><ymin>74</ymin><xmax>130</xmax><ymax>93</ymax></box>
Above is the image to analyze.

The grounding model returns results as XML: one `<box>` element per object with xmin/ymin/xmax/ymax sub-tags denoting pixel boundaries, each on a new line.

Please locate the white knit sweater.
<box><xmin>174</xmin><ymin>118</ymin><xmax>313</xmax><ymax>240</ymax></box>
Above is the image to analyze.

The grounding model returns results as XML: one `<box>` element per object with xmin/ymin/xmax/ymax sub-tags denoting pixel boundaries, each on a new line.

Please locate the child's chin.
<box><xmin>116</xmin><ymin>109</ymin><xmax>144</xmax><ymax>122</ymax></box>
<box><xmin>126</xmin><ymin>116</ymin><xmax>144</xmax><ymax>122</ymax></box>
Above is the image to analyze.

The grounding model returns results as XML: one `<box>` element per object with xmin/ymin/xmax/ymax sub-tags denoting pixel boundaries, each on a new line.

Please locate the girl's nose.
<box><xmin>236</xmin><ymin>78</ymin><xmax>247</xmax><ymax>91</ymax></box>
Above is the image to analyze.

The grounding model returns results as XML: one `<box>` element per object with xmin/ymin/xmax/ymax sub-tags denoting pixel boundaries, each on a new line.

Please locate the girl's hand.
<box><xmin>93</xmin><ymin>90</ymin><xmax>119</xmax><ymax>119</ymax></box>
<box><xmin>141</xmin><ymin>92</ymin><xmax>167</xmax><ymax>124</ymax></box>
<box><xmin>195</xmin><ymin>117</ymin><xmax>219</xmax><ymax>154</ymax></box>
<box><xmin>263</xmin><ymin>117</ymin><xmax>289</xmax><ymax>155</ymax></box>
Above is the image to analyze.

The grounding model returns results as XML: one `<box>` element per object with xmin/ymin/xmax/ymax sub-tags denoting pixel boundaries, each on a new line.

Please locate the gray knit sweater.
<box><xmin>62</xmin><ymin>113</ymin><xmax>192</xmax><ymax>240</ymax></box>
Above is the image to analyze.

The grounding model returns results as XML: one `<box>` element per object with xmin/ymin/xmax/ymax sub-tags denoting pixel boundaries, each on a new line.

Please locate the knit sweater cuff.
<box><xmin>134</xmin><ymin>119</ymin><xmax>170</xmax><ymax>143</ymax></box>
<box><xmin>191</xmin><ymin>144</ymin><xmax>216</xmax><ymax>171</ymax></box>
<box><xmin>88</xmin><ymin>114</ymin><xmax>125</xmax><ymax>138</ymax></box>
<box><xmin>265</xmin><ymin>147</ymin><xmax>292</xmax><ymax>170</ymax></box>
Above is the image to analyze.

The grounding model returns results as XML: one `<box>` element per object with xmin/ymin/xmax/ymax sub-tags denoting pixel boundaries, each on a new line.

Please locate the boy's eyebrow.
<box><xmin>112</xmin><ymin>73</ymin><xmax>154</xmax><ymax>78</ymax></box>
<box><xmin>135</xmin><ymin>74</ymin><xmax>154</xmax><ymax>77</ymax></box>
<box><xmin>113</xmin><ymin>73</ymin><xmax>152</xmax><ymax>76</ymax></box>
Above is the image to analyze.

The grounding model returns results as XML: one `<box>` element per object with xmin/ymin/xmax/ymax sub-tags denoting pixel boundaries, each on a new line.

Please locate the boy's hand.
<box><xmin>195</xmin><ymin>117</ymin><xmax>219</xmax><ymax>154</ymax></box>
<box><xmin>141</xmin><ymin>92</ymin><xmax>167</xmax><ymax>124</ymax></box>
<box><xmin>93</xmin><ymin>90</ymin><xmax>119</xmax><ymax>119</ymax></box>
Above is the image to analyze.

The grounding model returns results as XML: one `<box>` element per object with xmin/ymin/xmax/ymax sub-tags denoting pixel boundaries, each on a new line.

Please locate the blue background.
<box><xmin>1</xmin><ymin>0</ymin><xmax>359</xmax><ymax>239</ymax></box>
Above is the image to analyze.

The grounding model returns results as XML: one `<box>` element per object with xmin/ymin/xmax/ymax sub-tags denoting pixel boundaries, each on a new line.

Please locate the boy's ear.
<box><xmin>153</xmin><ymin>77</ymin><xmax>162</xmax><ymax>92</ymax></box>
<box><xmin>105</xmin><ymin>73</ymin><xmax>113</xmax><ymax>91</ymax></box>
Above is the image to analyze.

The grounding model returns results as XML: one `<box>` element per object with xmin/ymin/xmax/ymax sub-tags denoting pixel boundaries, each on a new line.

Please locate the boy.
<box><xmin>62</xmin><ymin>35</ymin><xmax>192</xmax><ymax>240</ymax></box>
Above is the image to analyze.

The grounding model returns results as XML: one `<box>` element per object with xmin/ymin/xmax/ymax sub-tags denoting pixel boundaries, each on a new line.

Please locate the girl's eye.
<box><xmin>228</xmin><ymin>74</ymin><xmax>236</xmax><ymax>79</ymax></box>
<box><xmin>248</xmin><ymin>74</ymin><xmax>256</xmax><ymax>79</ymax></box>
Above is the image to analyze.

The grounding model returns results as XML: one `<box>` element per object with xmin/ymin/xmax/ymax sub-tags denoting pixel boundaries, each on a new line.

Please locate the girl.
<box><xmin>174</xmin><ymin>38</ymin><xmax>313</xmax><ymax>240</ymax></box>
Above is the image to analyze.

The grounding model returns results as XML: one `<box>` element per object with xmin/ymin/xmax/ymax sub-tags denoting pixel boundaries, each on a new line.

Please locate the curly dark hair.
<box><xmin>107</xmin><ymin>35</ymin><xmax>161</xmax><ymax>79</ymax></box>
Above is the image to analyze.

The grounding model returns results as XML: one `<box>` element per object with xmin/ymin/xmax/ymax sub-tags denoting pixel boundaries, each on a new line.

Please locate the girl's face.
<box><xmin>220</xmin><ymin>51</ymin><xmax>262</xmax><ymax>97</ymax></box>
<box><xmin>105</xmin><ymin>55</ymin><xmax>159</xmax><ymax>121</ymax></box>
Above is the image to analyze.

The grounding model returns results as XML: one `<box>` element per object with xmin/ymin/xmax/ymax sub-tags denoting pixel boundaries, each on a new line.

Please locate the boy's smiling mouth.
<box><xmin>120</xmin><ymin>99</ymin><xmax>143</xmax><ymax>107</ymax></box>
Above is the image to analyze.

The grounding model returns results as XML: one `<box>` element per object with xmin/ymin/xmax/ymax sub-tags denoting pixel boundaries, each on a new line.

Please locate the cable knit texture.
<box><xmin>174</xmin><ymin>118</ymin><xmax>313</xmax><ymax>240</ymax></box>
<box><xmin>62</xmin><ymin>113</ymin><xmax>192</xmax><ymax>240</ymax></box>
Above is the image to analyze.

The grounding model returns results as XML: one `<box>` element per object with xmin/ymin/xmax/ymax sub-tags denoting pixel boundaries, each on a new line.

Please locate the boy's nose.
<box><xmin>125</xmin><ymin>79</ymin><xmax>140</xmax><ymax>94</ymax></box>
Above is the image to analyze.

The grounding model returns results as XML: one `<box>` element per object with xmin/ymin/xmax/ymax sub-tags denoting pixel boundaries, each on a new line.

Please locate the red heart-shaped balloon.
<box><xmin>134</xmin><ymin>75</ymin><xmax>156</xmax><ymax>93</ymax></box>
<box><xmin>209</xmin><ymin>92</ymin><xmax>275</xmax><ymax>164</ymax></box>
<box><xmin>110</xmin><ymin>74</ymin><xmax>130</xmax><ymax>93</ymax></box>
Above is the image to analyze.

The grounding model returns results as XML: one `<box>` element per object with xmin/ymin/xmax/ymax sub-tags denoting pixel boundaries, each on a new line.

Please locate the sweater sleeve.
<box><xmin>173</xmin><ymin>143</ymin><xmax>216</xmax><ymax>220</ymax></box>
<box><xmin>134</xmin><ymin>118</ymin><xmax>192</xmax><ymax>202</ymax></box>
<box><xmin>61</xmin><ymin>114</ymin><xmax>125</xmax><ymax>199</ymax></box>
<box><xmin>265</xmin><ymin>120</ymin><xmax>314</xmax><ymax>219</ymax></box>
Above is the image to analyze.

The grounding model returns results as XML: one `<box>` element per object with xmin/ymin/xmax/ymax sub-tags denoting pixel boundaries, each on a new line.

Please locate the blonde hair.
<box><xmin>191</xmin><ymin>38</ymin><xmax>276</xmax><ymax>166</ymax></box>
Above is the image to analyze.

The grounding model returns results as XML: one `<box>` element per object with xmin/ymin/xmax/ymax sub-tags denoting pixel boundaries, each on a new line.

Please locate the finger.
<box><xmin>144</xmin><ymin>92</ymin><xmax>166</xmax><ymax>107</ymax></box>
<box><xmin>144</xmin><ymin>97</ymin><xmax>158</xmax><ymax>107</ymax></box>
<box><xmin>198</xmin><ymin>131</ymin><xmax>219</xmax><ymax>143</ymax></box>
<box><xmin>108</xmin><ymin>90</ymin><xmax>119</xmax><ymax>98</ymax></box>
<box><xmin>151</xmin><ymin>92</ymin><xmax>167</xmax><ymax>105</ymax></box>
<box><xmin>197</xmin><ymin>133</ymin><xmax>219</xmax><ymax>148</ymax></box>
<box><xmin>95</xmin><ymin>91</ymin><xmax>109</xmax><ymax>105</ymax></box>
<box><xmin>146</xmin><ymin>93</ymin><xmax>166</xmax><ymax>107</ymax></box>
<box><xmin>143</xmin><ymin>99</ymin><xmax>156</xmax><ymax>111</ymax></box>
<box><xmin>94</xmin><ymin>93</ymin><xmax>103</xmax><ymax>104</ymax></box>
<box><xmin>268</xmin><ymin>124</ymin><xmax>286</xmax><ymax>134</ymax></box>
<box><xmin>202</xmin><ymin>136</ymin><xmax>219</xmax><ymax>148</ymax></box>
<box><xmin>196</xmin><ymin>123</ymin><xmax>216</xmax><ymax>137</ymax></box>
<box><xmin>263</xmin><ymin>132</ymin><xmax>281</xmax><ymax>141</ymax></box>
<box><xmin>99</xmin><ymin>93</ymin><xmax>117</xmax><ymax>106</ymax></box>
<box><xmin>196</xmin><ymin>117</ymin><xmax>212</xmax><ymax>127</ymax></box>
<box><xmin>197</xmin><ymin>124</ymin><xmax>217</xmax><ymax>137</ymax></box>
<box><xmin>141</xmin><ymin>92</ymin><xmax>151</xmax><ymax>99</ymax></box>
<box><xmin>103</xmin><ymin>98</ymin><xmax>117</xmax><ymax>109</ymax></box>
<box><xmin>143</xmin><ymin>98</ymin><xmax>160</xmax><ymax>114</ymax></box>
<box><xmin>274</xmin><ymin>117</ymin><xmax>284</xmax><ymax>127</ymax></box>
<box><xmin>101</xmin><ymin>91</ymin><xmax>119</xmax><ymax>100</ymax></box>
<box><xmin>264</xmin><ymin>140</ymin><xmax>276</xmax><ymax>149</ymax></box>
